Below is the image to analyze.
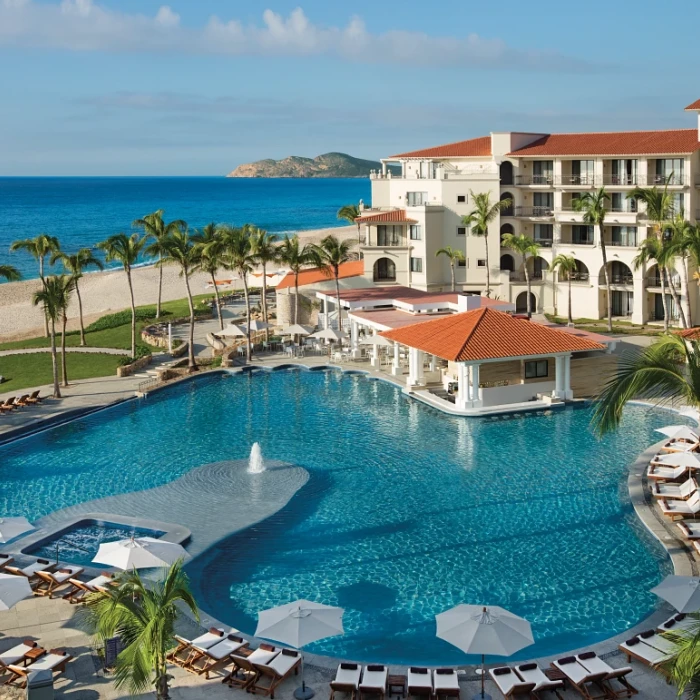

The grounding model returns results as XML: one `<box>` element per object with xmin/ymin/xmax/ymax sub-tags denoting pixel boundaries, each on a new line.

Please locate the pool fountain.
<box><xmin>248</xmin><ymin>442</ymin><xmax>265</xmax><ymax>474</ymax></box>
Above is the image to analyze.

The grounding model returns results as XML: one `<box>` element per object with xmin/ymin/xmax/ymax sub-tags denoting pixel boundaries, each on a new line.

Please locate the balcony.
<box><xmin>515</xmin><ymin>175</ymin><xmax>554</xmax><ymax>186</ymax></box>
<box><xmin>602</xmin><ymin>174</ymin><xmax>638</xmax><ymax>186</ymax></box>
<box><xmin>533</xmin><ymin>238</ymin><xmax>554</xmax><ymax>248</ymax></box>
<box><xmin>610</xmin><ymin>273</ymin><xmax>633</xmax><ymax>285</ymax></box>
<box><xmin>561</xmin><ymin>272</ymin><xmax>590</xmax><ymax>284</ymax></box>
<box><xmin>514</xmin><ymin>206</ymin><xmax>554</xmax><ymax>217</ymax></box>
<box><xmin>646</xmin><ymin>173</ymin><xmax>685</xmax><ymax>186</ymax></box>
<box><xmin>606</xmin><ymin>239</ymin><xmax>638</xmax><ymax>248</ymax></box>
<box><xmin>555</xmin><ymin>175</ymin><xmax>597</xmax><ymax>187</ymax></box>
<box><xmin>510</xmin><ymin>271</ymin><xmax>545</xmax><ymax>283</ymax></box>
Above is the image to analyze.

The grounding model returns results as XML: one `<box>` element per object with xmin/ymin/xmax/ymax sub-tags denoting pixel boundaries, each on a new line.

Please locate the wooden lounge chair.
<box><xmin>5</xmin><ymin>649</ymin><xmax>72</xmax><ymax>687</ymax></box>
<box><xmin>188</xmin><ymin>634</ymin><xmax>247</xmax><ymax>678</ymax></box>
<box><xmin>651</xmin><ymin>477</ymin><xmax>698</xmax><ymax>500</ymax></box>
<box><xmin>5</xmin><ymin>558</ymin><xmax>55</xmax><ymax>581</ymax></box>
<box><xmin>647</xmin><ymin>463</ymin><xmax>689</xmax><ymax>481</ymax></box>
<box><xmin>12</xmin><ymin>395</ymin><xmax>30</xmax><ymax>408</ymax></box>
<box><xmin>330</xmin><ymin>662</ymin><xmax>362</xmax><ymax>700</ymax></box>
<box><xmin>657</xmin><ymin>613</ymin><xmax>698</xmax><ymax>635</ymax></box>
<box><xmin>0</xmin><ymin>641</ymin><xmax>38</xmax><ymax>672</ymax></box>
<box><xmin>250</xmin><ymin>648</ymin><xmax>301</xmax><ymax>698</ymax></box>
<box><xmin>0</xmin><ymin>554</ymin><xmax>14</xmax><ymax>570</ymax></box>
<box><xmin>662</xmin><ymin>438</ymin><xmax>699</xmax><ymax>453</ymax></box>
<box><xmin>33</xmin><ymin>565</ymin><xmax>84</xmax><ymax>598</ymax></box>
<box><xmin>575</xmin><ymin>652</ymin><xmax>637</xmax><ymax>698</ymax></box>
<box><xmin>551</xmin><ymin>657</ymin><xmax>609</xmax><ymax>700</ymax></box>
<box><xmin>658</xmin><ymin>491</ymin><xmax>700</xmax><ymax>518</ymax></box>
<box><xmin>225</xmin><ymin>645</ymin><xmax>279</xmax><ymax>690</ymax></box>
<box><xmin>514</xmin><ymin>663</ymin><xmax>563</xmax><ymax>698</ymax></box>
<box><xmin>62</xmin><ymin>573</ymin><xmax>116</xmax><ymax>603</ymax></box>
<box><xmin>407</xmin><ymin>668</ymin><xmax>433</xmax><ymax>700</ymax></box>
<box><xmin>432</xmin><ymin>669</ymin><xmax>460</xmax><ymax>700</ymax></box>
<box><xmin>488</xmin><ymin>667</ymin><xmax>536</xmax><ymax>699</ymax></box>
<box><xmin>0</xmin><ymin>398</ymin><xmax>17</xmax><ymax>413</ymax></box>
<box><xmin>25</xmin><ymin>390</ymin><xmax>42</xmax><ymax>404</ymax></box>
<box><xmin>359</xmin><ymin>664</ymin><xmax>388</xmax><ymax>700</ymax></box>
<box><xmin>618</xmin><ymin>635</ymin><xmax>672</xmax><ymax>678</ymax></box>
<box><xmin>168</xmin><ymin>627</ymin><xmax>225</xmax><ymax>668</ymax></box>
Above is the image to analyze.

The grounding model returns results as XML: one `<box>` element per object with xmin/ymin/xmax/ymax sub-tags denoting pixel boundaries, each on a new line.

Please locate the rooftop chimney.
<box><xmin>457</xmin><ymin>294</ymin><xmax>482</xmax><ymax>313</ymax></box>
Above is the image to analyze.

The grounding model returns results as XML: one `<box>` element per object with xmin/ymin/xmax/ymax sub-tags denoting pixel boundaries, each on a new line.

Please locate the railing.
<box><xmin>138</xmin><ymin>377</ymin><xmax>160</xmax><ymax>393</ymax></box>
<box><xmin>563</xmin><ymin>238</ymin><xmax>595</xmax><ymax>246</ymax></box>
<box><xmin>646</xmin><ymin>276</ymin><xmax>681</xmax><ymax>288</ymax></box>
<box><xmin>533</xmin><ymin>238</ymin><xmax>554</xmax><ymax>247</ymax></box>
<box><xmin>562</xmin><ymin>272</ymin><xmax>590</xmax><ymax>283</ymax></box>
<box><xmin>512</xmin><ymin>173</ymin><xmax>687</xmax><ymax>188</ymax></box>
<box><xmin>647</xmin><ymin>173</ymin><xmax>685</xmax><ymax>186</ymax></box>
<box><xmin>509</xmin><ymin>271</ymin><xmax>545</xmax><ymax>282</ymax></box>
<box><xmin>602</xmin><ymin>175</ymin><xmax>638</xmax><ymax>186</ymax></box>
<box><xmin>607</xmin><ymin>239</ymin><xmax>638</xmax><ymax>247</ymax></box>
<box><xmin>514</xmin><ymin>206</ymin><xmax>554</xmax><ymax>217</ymax></box>
<box><xmin>610</xmin><ymin>274</ymin><xmax>633</xmax><ymax>285</ymax></box>
<box><xmin>609</xmin><ymin>205</ymin><xmax>638</xmax><ymax>213</ymax></box>
<box><xmin>515</xmin><ymin>175</ymin><xmax>554</xmax><ymax>186</ymax></box>
<box><xmin>556</xmin><ymin>175</ymin><xmax>597</xmax><ymax>186</ymax></box>
<box><xmin>375</xmin><ymin>238</ymin><xmax>407</xmax><ymax>247</ymax></box>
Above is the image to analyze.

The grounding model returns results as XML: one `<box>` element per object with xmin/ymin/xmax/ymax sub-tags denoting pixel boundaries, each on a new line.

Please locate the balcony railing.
<box><xmin>607</xmin><ymin>239</ymin><xmax>638</xmax><ymax>247</ymax></box>
<box><xmin>562</xmin><ymin>272</ymin><xmax>590</xmax><ymax>283</ymax></box>
<box><xmin>534</xmin><ymin>238</ymin><xmax>554</xmax><ymax>248</ymax></box>
<box><xmin>602</xmin><ymin>175</ymin><xmax>638</xmax><ymax>186</ymax></box>
<box><xmin>510</xmin><ymin>271</ymin><xmax>545</xmax><ymax>282</ymax></box>
<box><xmin>556</xmin><ymin>175</ymin><xmax>597</xmax><ymax>186</ymax></box>
<box><xmin>564</xmin><ymin>238</ymin><xmax>595</xmax><ymax>246</ymax></box>
<box><xmin>514</xmin><ymin>206</ymin><xmax>554</xmax><ymax>217</ymax></box>
<box><xmin>647</xmin><ymin>173</ymin><xmax>685</xmax><ymax>186</ymax></box>
<box><xmin>646</xmin><ymin>276</ymin><xmax>681</xmax><ymax>288</ymax></box>
<box><xmin>515</xmin><ymin>175</ymin><xmax>554</xmax><ymax>186</ymax></box>
<box><xmin>374</xmin><ymin>238</ymin><xmax>406</xmax><ymax>247</ymax></box>
<box><xmin>610</xmin><ymin>274</ymin><xmax>633</xmax><ymax>285</ymax></box>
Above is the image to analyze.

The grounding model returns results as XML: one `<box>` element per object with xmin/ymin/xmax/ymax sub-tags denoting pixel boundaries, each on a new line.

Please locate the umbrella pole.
<box><xmin>471</xmin><ymin>653</ymin><xmax>490</xmax><ymax>700</ymax></box>
<box><xmin>293</xmin><ymin>653</ymin><xmax>314</xmax><ymax>700</ymax></box>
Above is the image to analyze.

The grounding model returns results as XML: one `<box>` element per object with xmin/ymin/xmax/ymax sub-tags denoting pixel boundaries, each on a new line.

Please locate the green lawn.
<box><xmin>0</xmin><ymin>353</ymin><xmax>123</xmax><ymax>393</ymax></box>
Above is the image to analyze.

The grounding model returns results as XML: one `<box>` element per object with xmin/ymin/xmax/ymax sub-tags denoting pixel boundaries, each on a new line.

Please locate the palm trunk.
<box><xmin>49</xmin><ymin>317</ymin><xmax>60</xmax><ymax>398</ymax></box>
<box><xmin>210</xmin><ymin>272</ymin><xmax>224</xmax><ymax>331</ymax></box>
<box><xmin>599</xmin><ymin>228</ymin><xmax>613</xmax><ymax>332</ymax></box>
<box><xmin>242</xmin><ymin>272</ymin><xmax>252</xmax><ymax>361</ymax></box>
<box><xmin>660</xmin><ymin>266</ymin><xmax>671</xmax><ymax>331</ymax></box>
<box><xmin>357</xmin><ymin>223</ymin><xmax>362</xmax><ymax>255</ymax></box>
<box><xmin>126</xmin><ymin>266</ymin><xmax>136</xmax><ymax>358</ymax></box>
<box><xmin>156</xmin><ymin>256</ymin><xmax>163</xmax><ymax>319</ymax></box>
<box><xmin>682</xmin><ymin>255</ymin><xmax>693</xmax><ymax>327</ymax></box>
<box><xmin>568</xmin><ymin>276</ymin><xmax>573</xmax><ymax>325</ymax></box>
<box><xmin>155</xmin><ymin>655</ymin><xmax>170</xmax><ymax>700</ymax></box>
<box><xmin>667</xmin><ymin>269</ymin><xmax>686</xmax><ymax>328</ymax></box>
<box><xmin>40</xmin><ymin>257</ymin><xmax>49</xmax><ymax>338</ymax></box>
<box><xmin>262</xmin><ymin>262</ymin><xmax>269</xmax><ymax>341</ymax></box>
<box><xmin>524</xmin><ymin>261</ymin><xmax>532</xmax><ymax>317</ymax></box>
<box><xmin>294</xmin><ymin>272</ymin><xmax>299</xmax><ymax>325</ymax></box>
<box><xmin>60</xmin><ymin>311</ymin><xmax>68</xmax><ymax>387</ymax></box>
<box><xmin>335</xmin><ymin>272</ymin><xmax>342</xmax><ymax>334</ymax></box>
<box><xmin>450</xmin><ymin>262</ymin><xmax>455</xmax><ymax>292</ymax></box>
<box><xmin>184</xmin><ymin>270</ymin><xmax>197</xmax><ymax>371</ymax></box>
<box><xmin>484</xmin><ymin>233</ymin><xmax>490</xmax><ymax>297</ymax></box>
<box><xmin>76</xmin><ymin>280</ymin><xmax>87</xmax><ymax>346</ymax></box>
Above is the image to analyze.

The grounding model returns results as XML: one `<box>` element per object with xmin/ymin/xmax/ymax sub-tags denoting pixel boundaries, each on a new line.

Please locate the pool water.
<box><xmin>26</xmin><ymin>523</ymin><xmax>164</xmax><ymax>567</ymax></box>
<box><xmin>0</xmin><ymin>369</ymin><xmax>682</xmax><ymax>664</ymax></box>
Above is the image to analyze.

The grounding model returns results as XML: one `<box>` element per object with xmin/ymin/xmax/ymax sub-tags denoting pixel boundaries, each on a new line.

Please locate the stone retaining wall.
<box><xmin>116</xmin><ymin>353</ymin><xmax>152</xmax><ymax>377</ymax></box>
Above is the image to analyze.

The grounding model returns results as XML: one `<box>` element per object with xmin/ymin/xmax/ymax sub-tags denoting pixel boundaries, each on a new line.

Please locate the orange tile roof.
<box><xmin>685</xmin><ymin>99</ymin><xmax>700</xmax><ymax>111</ymax></box>
<box><xmin>276</xmin><ymin>260</ymin><xmax>364</xmax><ymax>290</ymax></box>
<box><xmin>390</xmin><ymin>136</ymin><xmax>492</xmax><ymax>159</ymax></box>
<box><xmin>355</xmin><ymin>210</ymin><xmax>417</xmax><ymax>224</ymax></box>
<box><xmin>508</xmin><ymin>129</ymin><xmax>700</xmax><ymax>156</ymax></box>
<box><xmin>380</xmin><ymin>307</ymin><xmax>604</xmax><ymax>361</ymax></box>
<box><xmin>676</xmin><ymin>327</ymin><xmax>700</xmax><ymax>339</ymax></box>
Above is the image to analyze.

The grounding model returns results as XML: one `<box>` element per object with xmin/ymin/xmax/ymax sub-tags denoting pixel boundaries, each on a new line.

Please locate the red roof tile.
<box><xmin>380</xmin><ymin>307</ymin><xmax>604</xmax><ymax>361</ymax></box>
<box><xmin>276</xmin><ymin>260</ymin><xmax>364</xmax><ymax>290</ymax></box>
<box><xmin>676</xmin><ymin>327</ymin><xmax>700</xmax><ymax>339</ymax></box>
<box><xmin>508</xmin><ymin>129</ymin><xmax>700</xmax><ymax>156</ymax></box>
<box><xmin>356</xmin><ymin>210</ymin><xmax>417</xmax><ymax>224</ymax></box>
<box><xmin>390</xmin><ymin>136</ymin><xmax>492</xmax><ymax>159</ymax></box>
<box><xmin>685</xmin><ymin>99</ymin><xmax>700</xmax><ymax>111</ymax></box>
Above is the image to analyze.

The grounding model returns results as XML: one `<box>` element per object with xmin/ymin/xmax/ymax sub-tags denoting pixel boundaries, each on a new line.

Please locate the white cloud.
<box><xmin>0</xmin><ymin>2</ymin><xmax>601</xmax><ymax>72</ymax></box>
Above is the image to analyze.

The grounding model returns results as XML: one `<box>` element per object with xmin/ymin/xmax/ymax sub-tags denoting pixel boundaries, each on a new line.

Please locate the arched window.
<box><xmin>500</xmin><ymin>192</ymin><xmax>514</xmax><ymax>217</ymax></box>
<box><xmin>500</xmin><ymin>223</ymin><xmax>514</xmax><ymax>245</ymax></box>
<box><xmin>527</xmin><ymin>256</ymin><xmax>548</xmax><ymax>280</ymax></box>
<box><xmin>500</xmin><ymin>161</ymin><xmax>514</xmax><ymax>186</ymax></box>
<box><xmin>500</xmin><ymin>254</ymin><xmax>514</xmax><ymax>271</ymax></box>
<box><xmin>516</xmin><ymin>291</ymin><xmax>537</xmax><ymax>314</ymax></box>
<box><xmin>374</xmin><ymin>258</ymin><xmax>396</xmax><ymax>282</ymax></box>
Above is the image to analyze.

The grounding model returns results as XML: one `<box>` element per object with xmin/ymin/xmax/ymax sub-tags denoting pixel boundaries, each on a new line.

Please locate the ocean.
<box><xmin>0</xmin><ymin>177</ymin><xmax>370</xmax><ymax>278</ymax></box>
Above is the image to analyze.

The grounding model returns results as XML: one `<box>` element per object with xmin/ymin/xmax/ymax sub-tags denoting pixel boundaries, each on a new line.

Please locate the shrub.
<box><xmin>86</xmin><ymin>308</ymin><xmax>158</xmax><ymax>332</ymax></box>
<box><xmin>116</xmin><ymin>345</ymin><xmax>152</xmax><ymax>366</ymax></box>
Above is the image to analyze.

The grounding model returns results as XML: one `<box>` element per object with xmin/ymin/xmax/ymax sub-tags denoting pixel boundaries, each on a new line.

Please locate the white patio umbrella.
<box><xmin>246</xmin><ymin>320</ymin><xmax>271</xmax><ymax>332</ymax></box>
<box><xmin>92</xmin><ymin>537</ymin><xmax>190</xmax><ymax>570</ymax></box>
<box><xmin>0</xmin><ymin>574</ymin><xmax>32</xmax><ymax>611</ymax></box>
<box><xmin>309</xmin><ymin>328</ymin><xmax>347</xmax><ymax>341</ymax></box>
<box><xmin>255</xmin><ymin>599</ymin><xmax>344</xmax><ymax>700</ymax></box>
<box><xmin>282</xmin><ymin>324</ymin><xmax>314</xmax><ymax>337</ymax></box>
<box><xmin>217</xmin><ymin>324</ymin><xmax>247</xmax><ymax>338</ymax></box>
<box><xmin>0</xmin><ymin>517</ymin><xmax>34</xmax><ymax>543</ymax></box>
<box><xmin>656</xmin><ymin>426</ymin><xmax>699</xmax><ymax>441</ymax></box>
<box><xmin>655</xmin><ymin>452</ymin><xmax>700</xmax><ymax>468</ymax></box>
<box><xmin>651</xmin><ymin>575</ymin><xmax>700</xmax><ymax>613</ymax></box>
<box><xmin>436</xmin><ymin>605</ymin><xmax>534</xmax><ymax>700</ymax></box>
<box><xmin>359</xmin><ymin>335</ymin><xmax>393</xmax><ymax>347</ymax></box>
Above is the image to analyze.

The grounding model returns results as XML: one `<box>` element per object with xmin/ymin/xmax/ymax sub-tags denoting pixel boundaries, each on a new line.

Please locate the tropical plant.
<box><xmin>220</xmin><ymin>226</ymin><xmax>257</xmax><ymax>361</ymax></box>
<box><xmin>337</xmin><ymin>204</ymin><xmax>362</xmax><ymax>249</ymax></box>
<box><xmin>81</xmin><ymin>561</ymin><xmax>198</xmax><ymax>700</ymax></box>
<box><xmin>10</xmin><ymin>233</ymin><xmax>60</xmax><ymax>336</ymax></box>
<box><xmin>435</xmin><ymin>246</ymin><xmax>466</xmax><ymax>292</ymax></box>
<box><xmin>50</xmin><ymin>248</ymin><xmax>104</xmax><ymax>345</ymax></box>
<box><xmin>56</xmin><ymin>274</ymin><xmax>75</xmax><ymax>387</ymax></box>
<box><xmin>592</xmin><ymin>334</ymin><xmax>700</xmax><ymax>435</ymax></box>
<box><xmin>97</xmin><ymin>233</ymin><xmax>146</xmax><ymax>359</ymax></box>
<box><xmin>0</xmin><ymin>265</ymin><xmax>21</xmax><ymax>282</ymax></box>
<box><xmin>573</xmin><ymin>188</ymin><xmax>611</xmax><ymax>331</ymax></box>
<box><xmin>277</xmin><ymin>234</ymin><xmax>315</xmax><ymax>326</ymax></box>
<box><xmin>501</xmin><ymin>234</ymin><xmax>540</xmax><ymax>317</ymax></box>
<box><xmin>192</xmin><ymin>223</ymin><xmax>226</xmax><ymax>331</ymax></box>
<box><xmin>548</xmin><ymin>254</ymin><xmax>578</xmax><ymax>325</ymax></box>
<box><xmin>660</xmin><ymin>227</ymin><xmax>688</xmax><ymax>329</ymax></box>
<box><xmin>134</xmin><ymin>210</ymin><xmax>186</xmax><ymax>319</ymax></box>
<box><xmin>159</xmin><ymin>226</ymin><xmax>200</xmax><ymax>371</ymax></box>
<box><xmin>310</xmin><ymin>235</ymin><xmax>355</xmax><ymax>332</ymax></box>
<box><xmin>661</xmin><ymin>621</ymin><xmax>700</xmax><ymax>698</ymax></box>
<box><xmin>667</xmin><ymin>216</ymin><xmax>697</xmax><ymax>328</ymax></box>
<box><xmin>32</xmin><ymin>276</ymin><xmax>67</xmax><ymax>397</ymax></box>
<box><xmin>462</xmin><ymin>192</ymin><xmax>512</xmax><ymax>297</ymax></box>
<box><xmin>249</xmin><ymin>227</ymin><xmax>279</xmax><ymax>341</ymax></box>
<box><xmin>633</xmin><ymin>237</ymin><xmax>670</xmax><ymax>331</ymax></box>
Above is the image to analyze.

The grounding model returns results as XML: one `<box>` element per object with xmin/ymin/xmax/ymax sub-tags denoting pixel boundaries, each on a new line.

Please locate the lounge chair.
<box><xmin>359</xmin><ymin>664</ymin><xmax>388</xmax><ymax>700</ymax></box>
<box><xmin>407</xmin><ymin>668</ymin><xmax>433</xmax><ymax>700</ymax></box>
<box><xmin>647</xmin><ymin>463</ymin><xmax>689</xmax><ymax>481</ymax></box>
<box><xmin>5</xmin><ymin>558</ymin><xmax>55</xmax><ymax>581</ymax></box>
<box><xmin>225</xmin><ymin>645</ymin><xmax>279</xmax><ymax>690</ymax></box>
<box><xmin>488</xmin><ymin>667</ymin><xmax>536</xmax><ymax>699</ymax></box>
<box><xmin>33</xmin><ymin>565</ymin><xmax>84</xmax><ymax>598</ymax></box>
<box><xmin>657</xmin><ymin>612</ymin><xmax>698</xmax><ymax>634</ymax></box>
<box><xmin>551</xmin><ymin>657</ymin><xmax>609</xmax><ymax>700</ymax></box>
<box><xmin>515</xmin><ymin>663</ymin><xmax>564</xmax><ymax>698</ymax></box>
<box><xmin>651</xmin><ymin>477</ymin><xmax>698</xmax><ymax>500</ymax></box>
<box><xmin>0</xmin><ymin>554</ymin><xmax>14</xmax><ymax>570</ymax></box>
<box><xmin>62</xmin><ymin>573</ymin><xmax>116</xmax><ymax>603</ymax></box>
<box><xmin>432</xmin><ymin>669</ymin><xmax>460</xmax><ymax>700</ymax></box>
<box><xmin>662</xmin><ymin>438</ymin><xmax>699</xmax><ymax>453</ymax></box>
<box><xmin>168</xmin><ymin>627</ymin><xmax>225</xmax><ymax>667</ymax></box>
<box><xmin>658</xmin><ymin>491</ymin><xmax>700</xmax><ymax>517</ymax></box>
<box><xmin>330</xmin><ymin>662</ymin><xmax>362</xmax><ymax>700</ymax></box>
<box><xmin>251</xmin><ymin>648</ymin><xmax>301</xmax><ymax>698</ymax></box>
<box><xmin>12</xmin><ymin>395</ymin><xmax>29</xmax><ymax>408</ymax></box>
<box><xmin>618</xmin><ymin>635</ymin><xmax>673</xmax><ymax>672</ymax></box>
<box><xmin>5</xmin><ymin>649</ymin><xmax>72</xmax><ymax>688</ymax></box>
<box><xmin>188</xmin><ymin>634</ymin><xmax>248</xmax><ymax>678</ymax></box>
<box><xmin>575</xmin><ymin>652</ymin><xmax>637</xmax><ymax>698</ymax></box>
<box><xmin>0</xmin><ymin>398</ymin><xmax>17</xmax><ymax>413</ymax></box>
<box><xmin>25</xmin><ymin>390</ymin><xmax>42</xmax><ymax>404</ymax></box>
<box><xmin>0</xmin><ymin>641</ymin><xmax>38</xmax><ymax>671</ymax></box>
<box><xmin>676</xmin><ymin>521</ymin><xmax>700</xmax><ymax>540</ymax></box>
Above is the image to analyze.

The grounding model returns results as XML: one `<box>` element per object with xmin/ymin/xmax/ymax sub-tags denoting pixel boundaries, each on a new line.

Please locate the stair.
<box><xmin>428</xmin><ymin>387</ymin><xmax>455</xmax><ymax>404</ymax></box>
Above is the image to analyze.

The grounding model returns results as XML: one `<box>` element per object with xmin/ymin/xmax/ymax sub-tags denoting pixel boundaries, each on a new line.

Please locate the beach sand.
<box><xmin>0</xmin><ymin>225</ymin><xmax>357</xmax><ymax>341</ymax></box>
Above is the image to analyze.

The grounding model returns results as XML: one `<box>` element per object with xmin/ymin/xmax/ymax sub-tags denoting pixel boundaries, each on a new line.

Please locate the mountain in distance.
<box><xmin>227</xmin><ymin>152</ymin><xmax>400</xmax><ymax>178</ymax></box>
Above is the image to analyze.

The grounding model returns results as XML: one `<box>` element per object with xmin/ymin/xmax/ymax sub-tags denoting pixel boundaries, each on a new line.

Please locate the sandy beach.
<box><xmin>0</xmin><ymin>225</ymin><xmax>357</xmax><ymax>341</ymax></box>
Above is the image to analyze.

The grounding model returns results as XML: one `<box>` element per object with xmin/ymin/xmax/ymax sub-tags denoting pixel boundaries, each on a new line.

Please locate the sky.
<box><xmin>1</xmin><ymin>0</ymin><xmax>700</xmax><ymax>176</ymax></box>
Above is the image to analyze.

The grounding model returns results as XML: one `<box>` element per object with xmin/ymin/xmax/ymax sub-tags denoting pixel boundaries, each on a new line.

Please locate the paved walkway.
<box><xmin>0</xmin><ymin>347</ymin><xmax>128</xmax><ymax>356</ymax></box>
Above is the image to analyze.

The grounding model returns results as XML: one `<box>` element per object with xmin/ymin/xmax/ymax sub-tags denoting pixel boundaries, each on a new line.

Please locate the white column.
<box><xmin>563</xmin><ymin>354</ymin><xmax>573</xmax><ymax>400</ymax></box>
<box><xmin>429</xmin><ymin>354</ymin><xmax>437</xmax><ymax>372</ymax></box>
<box><xmin>350</xmin><ymin>320</ymin><xmax>360</xmax><ymax>358</ymax></box>
<box><xmin>553</xmin><ymin>356</ymin><xmax>565</xmax><ymax>399</ymax></box>
<box><xmin>456</xmin><ymin>362</ymin><xmax>469</xmax><ymax>409</ymax></box>
<box><xmin>471</xmin><ymin>363</ymin><xmax>482</xmax><ymax>405</ymax></box>
<box><xmin>407</xmin><ymin>348</ymin><xmax>425</xmax><ymax>386</ymax></box>
<box><xmin>392</xmin><ymin>342</ymin><xmax>402</xmax><ymax>376</ymax></box>
<box><xmin>323</xmin><ymin>298</ymin><xmax>329</xmax><ymax>328</ymax></box>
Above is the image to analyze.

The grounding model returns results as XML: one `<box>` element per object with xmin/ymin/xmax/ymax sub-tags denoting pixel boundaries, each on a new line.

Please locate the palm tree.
<box><xmin>667</xmin><ymin>215</ymin><xmax>696</xmax><ymax>328</ymax></box>
<box><xmin>249</xmin><ymin>227</ymin><xmax>279</xmax><ymax>340</ymax></box>
<box><xmin>159</xmin><ymin>226</ymin><xmax>200</xmax><ymax>371</ymax></box>
<box><xmin>54</xmin><ymin>275</ymin><xmax>75</xmax><ymax>387</ymax></box>
<box><xmin>573</xmin><ymin>188</ymin><xmax>611</xmax><ymax>331</ymax></box>
<box><xmin>10</xmin><ymin>233</ymin><xmax>60</xmax><ymax>336</ymax></box>
<box><xmin>462</xmin><ymin>191</ymin><xmax>512</xmax><ymax>297</ymax></box>
<box><xmin>32</xmin><ymin>276</ymin><xmax>65</xmax><ymax>398</ymax></box>
<box><xmin>592</xmin><ymin>334</ymin><xmax>700</xmax><ymax>435</ymax></box>
<box><xmin>50</xmin><ymin>248</ymin><xmax>104</xmax><ymax>345</ymax></box>
<box><xmin>549</xmin><ymin>254</ymin><xmax>578</xmax><ymax>325</ymax></box>
<box><xmin>661</xmin><ymin>623</ymin><xmax>700</xmax><ymax>698</ymax></box>
<box><xmin>311</xmin><ymin>235</ymin><xmax>355</xmax><ymax>332</ymax></box>
<box><xmin>98</xmin><ymin>233</ymin><xmax>145</xmax><ymax>359</ymax></box>
<box><xmin>220</xmin><ymin>226</ymin><xmax>257</xmax><ymax>361</ymax></box>
<box><xmin>633</xmin><ymin>237</ymin><xmax>670</xmax><ymax>331</ymax></box>
<box><xmin>337</xmin><ymin>204</ymin><xmax>362</xmax><ymax>249</ymax></box>
<box><xmin>192</xmin><ymin>223</ymin><xmax>226</xmax><ymax>331</ymax></box>
<box><xmin>501</xmin><ymin>234</ymin><xmax>540</xmax><ymax>318</ymax></box>
<box><xmin>435</xmin><ymin>246</ymin><xmax>465</xmax><ymax>292</ymax></box>
<box><xmin>82</xmin><ymin>561</ymin><xmax>198</xmax><ymax>700</ymax></box>
<box><xmin>134</xmin><ymin>210</ymin><xmax>186</xmax><ymax>319</ymax></box>
<box><xmin>277</xmin><ymin>235</ymin><xmax>315</xmax><ymax>326</ymax></box>
<box><xmin>0</xmin><ymin>265</ymin><xmax>21</xmax><ymax>282</ymax></box>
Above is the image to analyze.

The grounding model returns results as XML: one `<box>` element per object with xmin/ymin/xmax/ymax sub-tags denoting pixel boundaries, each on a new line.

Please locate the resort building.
<box><xmin>358</xmin><ymin>98</ymin><xmax>700</xmax><ymax>325</ymax></box>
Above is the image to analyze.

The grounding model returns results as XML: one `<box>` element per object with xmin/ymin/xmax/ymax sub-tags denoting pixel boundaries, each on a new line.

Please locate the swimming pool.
<box><xmin>0</xmin><ymin>369</ymin><xmax>680</xmax><ymax>664</ymax></box>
